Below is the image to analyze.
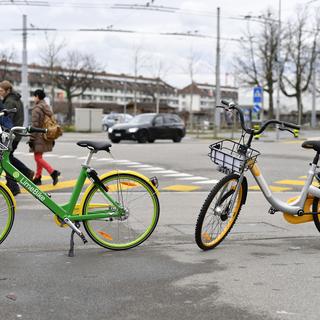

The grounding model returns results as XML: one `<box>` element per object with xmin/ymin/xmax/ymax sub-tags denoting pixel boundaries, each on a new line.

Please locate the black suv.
<box><xmin>108</xmin><ymin>113</ymin><xmax>186</xmax><ymax>143</ymax></box>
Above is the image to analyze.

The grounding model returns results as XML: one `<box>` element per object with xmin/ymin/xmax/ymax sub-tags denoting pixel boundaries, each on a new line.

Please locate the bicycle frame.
<box><xmin>0</xmin><ymin>149</ymin><xmax>124</xmax><ymax>222</ymax></box>
<box><xmin>248</xmin><ymin>162</ymin><xmax>320</xmax><ymax>215</ymax></box>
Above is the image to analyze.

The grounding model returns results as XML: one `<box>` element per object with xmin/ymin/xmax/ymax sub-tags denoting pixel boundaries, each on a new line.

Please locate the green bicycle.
<box><xmin>0</xmin><ymin>109</ymin><xmax>160</xmax><ymax>256</ymax></box>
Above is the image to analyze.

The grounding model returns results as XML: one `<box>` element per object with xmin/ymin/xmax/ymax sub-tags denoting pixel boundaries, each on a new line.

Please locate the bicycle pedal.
<box><xmin>268</xmin><ymin>207</ymin><xmax>277</xmax><ymax>214</ymax></box>
<box><xmin>80</xmin><ymin>234</ymin><xmax>88</xmax><ymax>244</ymax></box>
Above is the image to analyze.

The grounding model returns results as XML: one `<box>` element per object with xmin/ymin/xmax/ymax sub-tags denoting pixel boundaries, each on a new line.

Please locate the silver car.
<box><xmin>102</xmin><ymin>113</ymin><xmax>133</xmax><ymax>131</ymax></box>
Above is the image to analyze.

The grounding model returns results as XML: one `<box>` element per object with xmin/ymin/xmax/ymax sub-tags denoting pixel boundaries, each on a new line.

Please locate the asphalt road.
<box><xmin>1</xmin><ymin>130</ymin><xmax>320</xmax><ymax>320</ymax></box>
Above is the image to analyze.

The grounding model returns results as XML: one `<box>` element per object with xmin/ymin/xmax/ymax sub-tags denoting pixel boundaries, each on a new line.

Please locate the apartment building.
<box><xmin>0</xmin><ymin>61</ymin><xmax>238</xmax><ymax>122</ymax></box>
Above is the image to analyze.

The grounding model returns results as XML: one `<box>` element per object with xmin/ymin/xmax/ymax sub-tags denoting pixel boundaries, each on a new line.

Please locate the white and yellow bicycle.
<box><xmin>195</xmin><ymin>100</ymin><xmax>320</xmax><ymax>250</ymax></box>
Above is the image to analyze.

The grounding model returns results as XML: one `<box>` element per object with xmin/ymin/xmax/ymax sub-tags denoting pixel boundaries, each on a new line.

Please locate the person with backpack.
<box><xmin>29</xmin><ymin>89</ymin><xmax>60</xmax><ymax>185</ymax></box>
<box><xmin>0</xmin><ymin>80</ymin><xmax>34</xmax><ymax>195</ymax></box>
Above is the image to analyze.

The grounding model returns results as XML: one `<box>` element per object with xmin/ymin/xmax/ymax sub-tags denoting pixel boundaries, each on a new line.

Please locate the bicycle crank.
<box><xmin>63</xmin><ymin>218</ymin><xmax>88</xmax><ymax>244</ymax></box>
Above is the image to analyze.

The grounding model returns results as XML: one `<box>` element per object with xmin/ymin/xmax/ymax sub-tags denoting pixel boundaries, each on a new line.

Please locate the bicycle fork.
<box><xmin>226</xmin><ymin>174</ymin><xmax>245</xmax><ymax>218</ymax></box>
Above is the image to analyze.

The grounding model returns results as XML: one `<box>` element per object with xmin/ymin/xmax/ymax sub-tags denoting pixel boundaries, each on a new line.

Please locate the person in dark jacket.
<box><xmin>29</xmin><ymin>89</ymin><xmax>60</xmax><ymax>185</ymax></box>
<box><xmin>0</xmin><ymin>100</ymin><xmax>13</xmax><ymax>129</ymax></box>
<box><xmin>0</xmin><ymin>80</ymin><xmax>34</xmax><ymax>195</ymax></box>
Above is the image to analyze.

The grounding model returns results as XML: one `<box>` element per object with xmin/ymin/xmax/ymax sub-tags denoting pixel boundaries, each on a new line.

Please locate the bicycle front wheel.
<box><xmin>82</xmin><ymin>173</ymin><xmax>160</xmax><ymax>250</ymax></box>
<box><xmin>0</xmin><ymin>185</ymin><xmax>15</xmax><ymax>245</ymax></box>
<box><xmin>195</xmin><ymin>173</ymin><xmax>246</xmax><ymax>250</ymax></box>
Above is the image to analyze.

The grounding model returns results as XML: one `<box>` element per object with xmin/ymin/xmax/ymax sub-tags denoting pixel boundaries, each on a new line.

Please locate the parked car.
<box><xmin>108</xmin><ymin>113</ymin><xmax>186</xmax><ymax>143</ymax></box>
<box><xmin>102</xmin><ymin>113</ymin><xmax>133</xmax><ymax>131</ymax></box>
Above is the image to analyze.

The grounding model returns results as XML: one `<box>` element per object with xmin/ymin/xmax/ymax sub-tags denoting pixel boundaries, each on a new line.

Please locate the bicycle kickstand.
<box><xmin>68</xmin><ymin>229</ymin><xmax>76</xmax><ymax>257</ymax></box>
<box><xmin>65</xmin><ymin>220</ymin><xmax>88</xmax><ymax>257</ymax></box>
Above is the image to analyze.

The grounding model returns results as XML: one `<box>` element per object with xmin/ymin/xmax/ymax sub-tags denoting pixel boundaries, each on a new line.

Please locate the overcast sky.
<box><xmin>0</xmin><ymin>0</ymin><xmax>316</xmax><ymax>94</ymax></box>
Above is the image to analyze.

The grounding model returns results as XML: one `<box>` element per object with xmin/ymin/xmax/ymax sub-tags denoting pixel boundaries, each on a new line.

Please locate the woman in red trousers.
<box><xmin>29</xmin><ymin>89</ymin><xmax>60</xmax><ymax>185</ymax></box>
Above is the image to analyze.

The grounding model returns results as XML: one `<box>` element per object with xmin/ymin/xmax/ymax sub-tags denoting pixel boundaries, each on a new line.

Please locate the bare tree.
<box><xmin>280</xmin><ymin>9</ymin><xmax>319</xmax><ymax>125</ymax></box>
<box><xmin>54</xmin><ymin>51</ymin><xmax>100</xmax><ymax>123</ymax></box>
<box><xmin>132</xmin><ymin>44</ymin><xmax>150</xmax><ymax>115</ymax></box>
<box><xmin>148</xmin><ymin>58</ymin><xmax>171</xmax><ymax>113</ymax></box>
<box><xmin>234</xmin><ymin>10</ymin><xmax>278</xmax><ymax>119</ymax></box>
<box><xmin>0</xmin><ymin>48</ymin><xmax>17</xmax><ymax>81</ymax></box>
<box><xmin>183</xmin><ymin>47</ymin><xmax>202</xmax><ymax>130</ymax></box>
<box><xmin>39</xmin><ymin>34</ymin><xmax>66</xmax><ymax>108</ymax></box>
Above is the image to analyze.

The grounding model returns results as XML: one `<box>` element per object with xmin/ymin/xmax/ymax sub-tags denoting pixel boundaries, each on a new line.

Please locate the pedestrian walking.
<box><xmin>0</xmin><ymin>80</ymin><xmax>34</xmax><ymax>195</ymax></box>
<box><xmin>29</xmin><ymin>89</ymin><xmax>60</xmax><ymax>185</ymax></box>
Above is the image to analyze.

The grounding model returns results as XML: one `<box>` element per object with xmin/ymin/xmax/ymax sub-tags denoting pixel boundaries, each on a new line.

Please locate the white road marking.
<box><xmin>177</xmin><ymin>176</ymin><xmax>208</xmax><ymax>181</ymax></box>
<box><xmin>149</xmin><ymin>170</ymin><xmax>178</xmax><ymax>174</ymax></box>
<box><xmin>127</xmin><ymin>164</ymin><xmax>152</xmax><ymax>168</ymax></box>
<box><xmin>163</xmin><ymin>173</ymin><xmax>193</xmax><ymax>177</ymax></box>
<box><xmin>193</xmin><ymin>179</ymin><xmax>218</xmax><ymax>184</ymax></box>
<box><xmin>141</xmin><ymin>167</ymin><xmax>165</xmax><ymax>171</ymax></box>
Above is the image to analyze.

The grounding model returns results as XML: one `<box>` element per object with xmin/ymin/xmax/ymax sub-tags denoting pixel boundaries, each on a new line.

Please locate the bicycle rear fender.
<box><xmin>0</xmin><ymin>181</ymin><xmax>17</xmax><ymax>208</ymax></box>
<box><xmin>76</xmin><ymin>170</ymin><xmax>160</xmax><ymax>215</ymax></box>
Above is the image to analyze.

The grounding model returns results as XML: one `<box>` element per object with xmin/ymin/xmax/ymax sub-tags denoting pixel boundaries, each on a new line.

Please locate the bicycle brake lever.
<box><xmin>279</xmin><ymin>127</ymin><xmax>294</xmax><ymax>135</ymax></box>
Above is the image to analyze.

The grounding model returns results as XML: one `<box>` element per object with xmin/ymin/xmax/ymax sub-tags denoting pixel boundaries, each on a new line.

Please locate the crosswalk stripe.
<box><xmin>127</xmin><ymin>165</ymin><xmax>152</xmax><ymax>168</ymax></box>
<box><xmin>177</xmin><ymin>176</ymin><xmax>208</xmax><ymax>181</ymax></box>
<box><xmin>163</xmin><ymin>173</ymin><xmax>193</xmax><ymax>177</ymax></box>
<box><xmin>194</xmin><ymin>180</ymin><xmax>218</xmax><ymax>184</ymax></box>
<box><xmin>149</xmin><ymin>170</ymin><xmax>178</xmax><ymax>174</ymax></box>
<box><xmin>141</xmin><ymin>167</ymin><xmax>164</xmax><ymax>171</ymax></box>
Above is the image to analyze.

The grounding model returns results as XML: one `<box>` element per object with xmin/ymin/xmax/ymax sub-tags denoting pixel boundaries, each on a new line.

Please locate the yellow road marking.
<box><xmin>249</xmin><ymin>185</ymin><xmax>292</xmax><ymax>192</ymax></box>
<box><xmin>162</xmin><ymin>185</ymin><xmax>200</xmax><ymax>192</ymax></box>
<box><xmin>275</xmin><ymin>179</ymin><xmax>318</xmax><ymax>187</ymax></box>
<box><xmin>275</xmin><ymin>179</ymin><xmax>305</xmax><ymax>186</ymax></box>
<box><xmin>21</xmin><ymin>178</ymin><xmax>91</xmax><ymax>193</ymax></box>
<box><xmin>298</xmin><ymin>175</ymin><xmax>307</xmax><ymax>179</ymax></box>
<box><xmin>283</xmin><ymin>140</ymin><xmax>304</xmax><ymax>144</ymax></box>
<box><xmin>41</xmin><ymin>175</ymin><xmax>52</xmax><ymax>181</ymax></box>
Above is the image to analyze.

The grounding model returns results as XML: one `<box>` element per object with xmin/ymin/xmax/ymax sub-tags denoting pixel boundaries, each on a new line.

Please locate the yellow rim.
<box><xmin>203</xmin><ymin>179</ymin><xmax>243</xmax><ymax>247</ymax></box>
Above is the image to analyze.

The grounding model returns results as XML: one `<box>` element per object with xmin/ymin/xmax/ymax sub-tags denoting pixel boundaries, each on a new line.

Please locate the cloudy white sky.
<box><xmin>0</xmin><ymin>0</ymin><xmax>317</xmax><ymax>107</ymax></box>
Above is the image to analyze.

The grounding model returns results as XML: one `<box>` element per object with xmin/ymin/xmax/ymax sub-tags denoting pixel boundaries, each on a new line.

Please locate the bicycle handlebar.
<box><xmin>27</xmin><ymin>126</ymin><xmax>47</xmax><ymax>134</ymax></box>
<box><xmin>0</xmin><ymin>108</ymin><xmax>17</xmax><ymax>117</ymax></box>
<box><xmin>218</xmin><ymin>100</ymin><xmax>300</xmax><ymax>135</ymax></box>
<box><xmin>9</xmin><ymin>126</ymin><xmax>47</xmax><ymax>135</ymax></box>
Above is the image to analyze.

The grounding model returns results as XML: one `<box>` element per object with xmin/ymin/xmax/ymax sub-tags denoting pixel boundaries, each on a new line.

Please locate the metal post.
<box><xmin>21</xmin><ymin>14</ymin><xmax>29</xmax><ymax>126</ymax></box>
<box><xmin>276</xmin><ymin>0</ymin><xmax>281</xmax><ymax>140</ymax></box>
<box><xmin>312</xmin><ymin>59</ymin><xmax>317</xmax><ymax>128</ymax></box>
<box><xmin>123</xmin><ymin>80</ymin><xmax>127</xmax><ymax>114</ymax></box>
<box><xmin>156</xmin><ymin>78</ymin><xmax>160</xmax><ymax>113</ymax></box>
<box><xmin>214</xmin><ymin>7</ymin><xmax>221</xmax><ymax>137</ymax></box>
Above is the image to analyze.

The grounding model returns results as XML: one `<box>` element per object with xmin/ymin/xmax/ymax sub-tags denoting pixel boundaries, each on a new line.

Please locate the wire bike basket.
<box><xmin>208</xmin><ymin>139</ymin><xmax>260</xmax><ymax>173</ymax></box>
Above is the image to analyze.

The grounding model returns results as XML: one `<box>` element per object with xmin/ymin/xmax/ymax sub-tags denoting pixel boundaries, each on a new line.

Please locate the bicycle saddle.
<box><xmin>301</xmin><ymin>140</ymin><xmax>320</xmax><ymax>153</ymax></box>
<box><xmin>77</xmin><ymin>141</ymin><xmax>112</xmax><ymax>152</ymax></box>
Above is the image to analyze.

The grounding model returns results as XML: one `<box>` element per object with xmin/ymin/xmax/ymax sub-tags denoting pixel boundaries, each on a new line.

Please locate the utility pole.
<box><xmin>156</xmin><ymin>78</ymin><xmax>160</xmax><ymax>113</ymax></box>
<box><xmin>123</xmin><ymin>80</ymin><xmax>127</xmax><ymax>114</ymax></box>
<box><xmin>312</xmin><ymin>57</ymin><xmax>317</xmax><ymax>128</ymax></box>
<box><xmin>21</xmin><ymin>14</ymin><xmax>29</xmax><ymax>126</ymax></box>
<box><xmin>214</xmin><ymin>7</ymin><xmax>221</xmax><ymax>137</ymax></box>
<box><xmin>276</xmin><ymin>0</ymin><xmax>281</xmax><ymax>139</ymax></box>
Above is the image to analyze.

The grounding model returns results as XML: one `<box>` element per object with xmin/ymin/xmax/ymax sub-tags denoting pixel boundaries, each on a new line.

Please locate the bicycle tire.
<box><xmin>82</xmin><ymin>173</ymin><xmax>160</xmax><ymax>250</ymax></box>
<box><xmin>195</xmin><ymin>173</ymin><xmax>246</xmax><ymax>250</ymax></box>
<box><xmin>0</xmin><ymin>185</ymin><xmax>15</xmax><ymax>245</ymax></box>
<box><xmin>312</xmin><ymin>197</ymin><xmax>320</xmax><ymax>232</ymax></box>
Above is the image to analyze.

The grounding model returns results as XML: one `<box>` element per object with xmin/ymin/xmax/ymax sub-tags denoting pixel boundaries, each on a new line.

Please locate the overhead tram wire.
<box><xmin>0</xmin><ymin>25</ymin><xmax>252</xmax><ymax>43</ymax></box>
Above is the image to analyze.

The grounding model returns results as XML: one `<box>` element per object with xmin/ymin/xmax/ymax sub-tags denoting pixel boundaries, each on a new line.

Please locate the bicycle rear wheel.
<box><xmin>312</xmin><ymin>197</ymin><xmax>320</xmax><ymax>232</ymax></box>
<box><xmin>82</xmin><ymin>173</ymin><xmax>160</xmax><ymax>250</ymax></box>
<box><xmin>0</xmin><ymin>185</ymin><xmax>15</xmax><ymax>245</ymax></box>
<box><xmin>195</xmin><ymin>173</ymin><xmax>246</xmax><ymax>250</ymax></box>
